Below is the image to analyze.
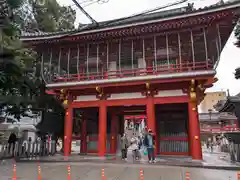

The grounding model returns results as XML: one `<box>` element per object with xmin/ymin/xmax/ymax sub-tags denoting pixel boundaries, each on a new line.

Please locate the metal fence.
<box><xmin>220</xmin><ymin>143</ymin><xmax>240</xmax><ymax>162</ymax></box>
<box><xmin>228</xmin><ymin>143</ymin><xmax>240</xmax><ymax>162</ymax></box>
<box><xmin>0</xmin><ymin>140</ymin><xmax>56</xmax><ymax>160</ymax></box>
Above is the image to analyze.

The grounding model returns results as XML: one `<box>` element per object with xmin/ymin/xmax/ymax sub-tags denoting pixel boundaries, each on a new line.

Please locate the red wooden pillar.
<box><xmin>64</xmin><ymin>105</ymin><xmax>73</xmax><ymax>157</ymax></box>
<box><xmin>98</xmin><ymin>101</ymin><xmax>107</xmax><ymax>156</ymax></box>
<box><xmin>110</xmin><ymin>113</ymin><xmax>117</xmax><ymax>154</ymax></box>
<box><xmin>188</xmin><ymin>102</ymin><xmax>202</xmax><ymax>160</ymax></box>
<box><xmin>81</xmin><ymin>115</ymin><xmax>87</xmax><ymax>154</ymax></box>
<box><xmin>146</xmin><ymin>97</ymin><xmax>158</xmax><ymax>154</ymax></box>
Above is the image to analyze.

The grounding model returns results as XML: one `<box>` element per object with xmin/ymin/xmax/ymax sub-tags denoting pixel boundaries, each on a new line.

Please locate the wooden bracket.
<box><xmin>142</xmin><ymin>82</ymin><xmax>158</xmax><ymax>97</ymax></box>
<box><xmin>189</xmin><ymin>79</ymin><xmax>197</xmax><ymax>111</ymax></box>
<box><xmin>95</xmin><ymin>86</ymin><xmax>110</xmax><ymax>100</ymax></box>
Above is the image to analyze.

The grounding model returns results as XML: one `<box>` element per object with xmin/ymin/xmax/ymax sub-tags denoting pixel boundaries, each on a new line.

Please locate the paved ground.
<box><xmin>19</xmin><ymin>149</ymin><xmax>239</xmax><ymax>170</ymax></box>
<box><xmin>0</xmin><ymin>160</ymin><xmax>239</xmax><ymax>180</ymax></box>
<box><xmin>1</xmin><ymin>145</ymin><xmax>239</xmax><ymax>179</ymax></box>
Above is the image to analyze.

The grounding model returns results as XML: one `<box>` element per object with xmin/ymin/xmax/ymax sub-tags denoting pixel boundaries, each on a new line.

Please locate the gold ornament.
<box><xmin>191</xmin><ymin>79</ymin><xmax>195</xmax><ymax>85</ymax></box>
<box><xmin>63</xmin><ymin>100</ymin><xmax>68</xmax><ymax>105</ymax></box>
<box><xmin>96</xmin><ymin>86</ymin><xmax>101</xmax><ymax>93</ymax></box>
<box><xmin>190</xmin><ymin>91</ymin><xmax>196</xmax><ymax>102</ymax></box>
<box><xmin>189</xmin><ymin>79</ymin><xmax>197</xmax><ymax>111</ymax></box>
<box><xmin>146</xmin><ymin>82</ymin><xmax>150</xmax><ymax>90</ymax></box>
<box><xmin>95</xmin><ymin>86</ymin><xmax>106</xmax><ymax>99</ymax></box>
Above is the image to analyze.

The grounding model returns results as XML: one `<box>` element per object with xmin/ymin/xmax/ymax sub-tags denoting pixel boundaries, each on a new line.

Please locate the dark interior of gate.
<box><xmin>72</xmin><ymin>103</ymin><xmax>189</xmax><ymax>156</ymax></box>
<box><xmin>156</xmin><ymin>103</ymin><xmax>189</xmax><ymax>156</ymax></box>
<box><xmin>72</xmin><ymin>107</ymin><xmax>121</xmax><ymax>154</ymax></box>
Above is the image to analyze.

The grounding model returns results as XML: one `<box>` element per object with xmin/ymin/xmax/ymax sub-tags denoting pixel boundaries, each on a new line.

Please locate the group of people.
<box><xmin>120</xmin><ymin>128</ymin><xmax>156</xmax><ymax>163</ymax></box>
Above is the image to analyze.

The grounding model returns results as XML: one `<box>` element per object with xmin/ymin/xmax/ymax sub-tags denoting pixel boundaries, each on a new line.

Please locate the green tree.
<box><xmin>1</xmin><ymin>0</ymin><xmax>68</xmax><ymax>150</ymax></box>
<box><xmin>3</xmin><ymin>0</ymin><xmax>76</xmax><ymax>33</ymax></box>
<box><xmin>57</xmin><ymin>5</ymin><xmax>76</xmax><ymax>31</ymax></box>
<box><xmin>0</xmin><ymin>0</ymin><xmax>37</xmax><ymax>119</ymax></box>
<box><xmin>29</xmin><ymin>0</ymin><xmax>76</xmax><ymax>32</ymax></box>
<box><xmin>235</xmin><ymin>23</ymin><xmax>240</xmax><ymax>48</ymax></box>
<box><xmin>0</xmin><ymin>0</ymin><xmax>64</xmax><ymax>118</ymax></box>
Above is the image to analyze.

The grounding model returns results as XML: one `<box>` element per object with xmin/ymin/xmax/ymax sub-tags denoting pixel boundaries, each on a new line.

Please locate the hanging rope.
<box><xmin>72</xmin><ymin>0</ymin><xmax>98</xmax><ymax>24</ymax></box>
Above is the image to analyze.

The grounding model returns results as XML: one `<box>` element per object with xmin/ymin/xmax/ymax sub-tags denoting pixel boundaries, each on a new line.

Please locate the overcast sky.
<box><xmin>58</xmin><ymin>0</ymin><xmax>240</xmax><ymax>96</ymax></box>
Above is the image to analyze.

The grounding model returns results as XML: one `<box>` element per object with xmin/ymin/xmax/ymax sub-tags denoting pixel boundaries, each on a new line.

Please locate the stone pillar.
<box><xmin>98</xmin><ymin>101</ymin><xmax>107</xmax><ymax>156</ymax></box>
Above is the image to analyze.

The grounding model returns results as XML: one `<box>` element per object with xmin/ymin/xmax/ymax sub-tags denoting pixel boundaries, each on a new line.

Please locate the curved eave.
<box><xmin>21</xmin><ymin>2</ymin><xmax>240</xmax><ymax>42</ymax></box>
<box><xmin>219</xmin><ymin>100</ymin><xmax>235</xmax><ymax>112</ymax></box>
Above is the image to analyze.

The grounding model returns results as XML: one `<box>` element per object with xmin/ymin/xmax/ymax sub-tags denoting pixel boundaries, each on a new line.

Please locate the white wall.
<box><xmin>75</xmin><ymin>89</ymin><xmax>186</xmax><ymax>102</ymax></box>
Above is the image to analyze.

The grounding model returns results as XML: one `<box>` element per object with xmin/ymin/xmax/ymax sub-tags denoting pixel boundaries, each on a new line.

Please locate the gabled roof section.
<box><xmin>214</xmin><ymin>95</ymin><xmax>240</xmax><ymax>112</ymax></box>
<box><xmin>21</xmin><ymin>0</ymin><xmax>240</xmax><ymax>41</ymax></box>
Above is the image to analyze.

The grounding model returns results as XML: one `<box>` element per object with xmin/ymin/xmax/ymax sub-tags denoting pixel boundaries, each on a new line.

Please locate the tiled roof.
<box><xmin>214</xmin><ymin>95</ymin><xmax>240</xmax><ymax>112</ymax></box>
<box><xmin>21</xmin><ymin>0</ymin><xmax>240</xmax><ymax>39</ymax></box>
<box><xmin>21</xmin><ymin>24</ymin><xmax>90</xmax><ymax>38</ymax></box>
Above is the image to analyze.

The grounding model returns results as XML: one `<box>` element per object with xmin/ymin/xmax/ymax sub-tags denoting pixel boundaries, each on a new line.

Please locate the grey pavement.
<box><xmin>17</xmin><ymin>150</ymin><xmax>240</xmax><ymax>170</ymax></box>
<box><xmin>0</xmin><ymin>160</ymin><xmax>239</xmax><ymax>180</ymax></box>
<box><xmin>2</xmin><ymin>145</ymin><xmax>240</xmax><ymax>179</ymax></box>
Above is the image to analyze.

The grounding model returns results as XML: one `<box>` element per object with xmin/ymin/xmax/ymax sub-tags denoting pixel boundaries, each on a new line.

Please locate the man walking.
<box><xmin>144</xmin><ymin>129</ymin><xmax>156</xmax><ymax>163</ymax></box>
<box><xmin>121</xmin><ymin>133</ymin><xmax>128</xmax><ymax>160</ymax></box>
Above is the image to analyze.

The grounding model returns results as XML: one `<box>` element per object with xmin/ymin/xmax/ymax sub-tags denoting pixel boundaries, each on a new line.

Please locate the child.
<box><xmin>131</xmin><ymin>136</ymin><xmax>140</xmax><ymax>160</ymax></box>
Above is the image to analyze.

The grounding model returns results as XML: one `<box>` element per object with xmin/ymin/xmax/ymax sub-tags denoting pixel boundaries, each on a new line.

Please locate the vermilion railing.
<box><xmin>52</xmin><ymin>61</ymin><xmax>213</xmax><ymax>83</ymax></box>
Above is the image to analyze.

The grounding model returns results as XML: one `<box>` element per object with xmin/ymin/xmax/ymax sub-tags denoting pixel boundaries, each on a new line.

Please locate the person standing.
<box><xmin>8</xmin><ymin>132</ymin><xmax>17</xmax><ymax>156</ymax></box>
<box><xmin>144</xmin><ymin>129</ymin><xmax>156</xmax><ymax>163</ymax></box>
<box><xmin>121</xmin><ymin>133</ymin><xmax>128</xmax><ymax>160</ymax></box>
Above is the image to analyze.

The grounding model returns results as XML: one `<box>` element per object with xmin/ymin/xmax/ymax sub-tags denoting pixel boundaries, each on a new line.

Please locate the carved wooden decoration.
<box><xmin>189</xmin><ymin>79</ymin><xmax>197</xmax><ymax>111</ymax></box>
<box><xmin>141</xmin><ymin>82</ymin><xmax>158</xmax><ymax>97</ymax></box>
<box><xmin>59</xmin><ymin>89</ymin><xmax>72</xmax><ymax>109</ymax></box>
<box><xmin>95</xmin><ymin>86</ymin><xmax>110</xmax><ymax>100</ymax></box>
